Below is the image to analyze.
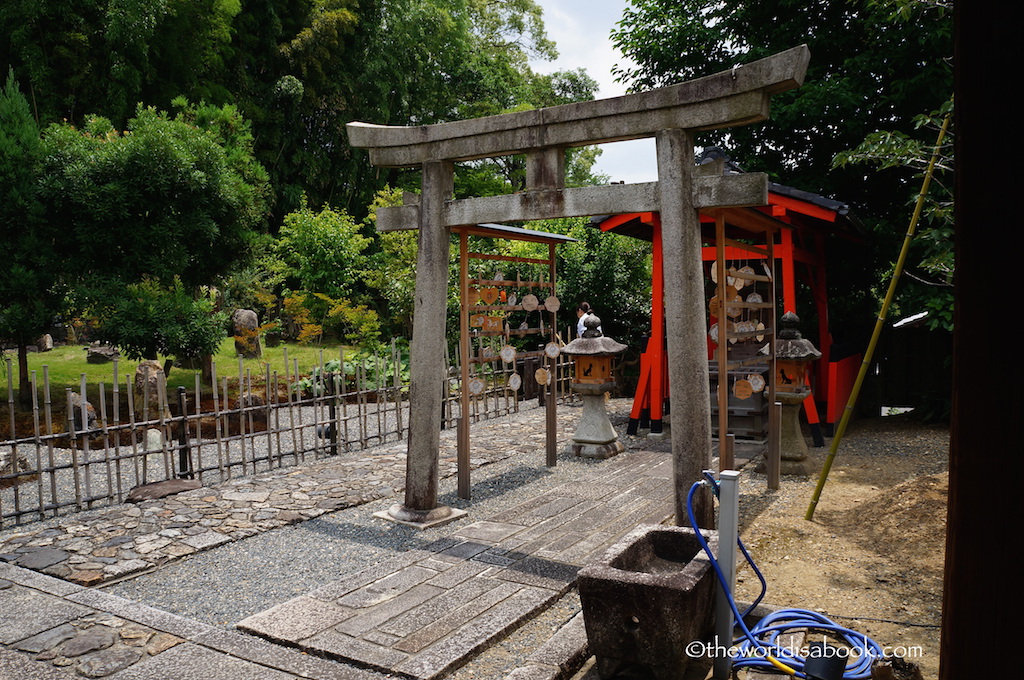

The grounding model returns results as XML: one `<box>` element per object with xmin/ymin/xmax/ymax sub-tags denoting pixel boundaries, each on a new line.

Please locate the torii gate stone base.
<box><xmin>348</xmin><ymin>45</ymin><xmax>811</xmax><ymax>530</ymax></box>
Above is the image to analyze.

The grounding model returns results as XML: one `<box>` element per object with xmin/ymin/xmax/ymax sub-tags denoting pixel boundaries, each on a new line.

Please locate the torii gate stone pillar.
<box><xmin>348</xmin><ymin>45</ymin><xmax>810</xmax><ymax>529</ymax></box>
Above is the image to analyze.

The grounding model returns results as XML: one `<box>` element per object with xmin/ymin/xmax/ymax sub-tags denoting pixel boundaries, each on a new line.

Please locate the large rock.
<box><xmin>133</xmin><ymin>361</ymin><xmax>168</xmax><ymax>417</ymax></box>
<box><xmin>68</xmin><ymin>391</ymin><xmax>97</xmax><ymax>431</ymax></box>
<box><xmin>86</xmin><ymin>345</ymin><xmax>119</xmax><ymax>363</ymax></box>
<box><xmin>232</xmin><ymin>308</ymin><xmax>262</xmax><ymax>358</ymax></box>
<box><xmin>126</xmin><ymin>479</ymin><xmax>202</xmax><ymax>503</ymax></box>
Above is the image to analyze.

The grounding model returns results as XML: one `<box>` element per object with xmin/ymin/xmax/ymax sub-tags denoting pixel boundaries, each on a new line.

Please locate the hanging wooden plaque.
<box><xmin>480</xmin><ymin>287</ymin><xmax>500</xmax><ymax>304</ymax></box>
<box><xmin>734</xmin><ymin>379</ymin><xmax>754</xmax><ymax>400</ymax></box>
<box><xmin>500</xmin><ymin>345</ymin><xmax>516</xmax><ymax>363</ymax></box>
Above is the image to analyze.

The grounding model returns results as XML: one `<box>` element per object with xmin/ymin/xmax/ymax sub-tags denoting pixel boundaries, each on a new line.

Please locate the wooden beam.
<box><xmin>347</xmin><ymin>46</ymin><xmax>810</xmax><ymax>167</ymax></box>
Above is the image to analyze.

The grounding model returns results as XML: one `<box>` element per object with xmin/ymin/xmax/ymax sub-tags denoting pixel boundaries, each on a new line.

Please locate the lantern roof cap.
<box><xmin>562</xmin><ymin>316</ymin><xmax>628</xmax><ymax>355</ymax></box>
<box><xmin>777</xmin><ymin>312</ymin><xmax>821</xmax><ymax>360</ymax></box>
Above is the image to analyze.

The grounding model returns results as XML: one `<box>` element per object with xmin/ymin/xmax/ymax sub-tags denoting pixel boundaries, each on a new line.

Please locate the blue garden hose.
<box><xmin>687</xmin><ymin>477</ymin><xmax>885</xmax><ymax>678</ymax></box>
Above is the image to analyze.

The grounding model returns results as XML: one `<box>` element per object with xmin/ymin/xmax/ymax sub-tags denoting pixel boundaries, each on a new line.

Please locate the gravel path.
<box><xmin>103</xmin><ymin>403</ymin><xmax>608</xmax><ymax>629</ymax></box>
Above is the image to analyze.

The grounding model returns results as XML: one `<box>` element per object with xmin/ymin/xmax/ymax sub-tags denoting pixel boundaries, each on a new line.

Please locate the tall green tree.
<box><xmin>1</xmin><ymin>0</ymin><xmax>589</xmax><ymax>224</ymax></box>
<box><xmin>611</xmin><ymin>0</ymin><xmax>952</xmax><ymax>215</ymax></box>
<box><xmin>37</xmin><ymin>102</ymin><xmax>269</xmax><ymax>360</ymax></box>
<box><xmin>0</xmin><ymin>67</ymin><xmax>65</xmax><ymax>406</ymax></box>
<box><xmin>611</xmin><ymin>0</ymin><xmax>952</xmax><ymax>342</ymax></box>
<box><xmin>0</xmin><ymin>0</ymin><xmax>241</xmax><ymax>127</ymax></box>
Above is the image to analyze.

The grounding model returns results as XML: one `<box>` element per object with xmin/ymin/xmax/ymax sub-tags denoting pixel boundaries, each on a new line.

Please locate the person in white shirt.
<box><xmin>576</xmin><ymin>301</ymin><xmax>602</xmax><ymax>337</ymax></box>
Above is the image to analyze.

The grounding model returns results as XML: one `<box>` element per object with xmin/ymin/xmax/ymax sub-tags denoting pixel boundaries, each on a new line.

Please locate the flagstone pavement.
<box><xmin>0</xmin><ymin>399</ymin><xmax>754</xmax><ymax>680</ymax></box>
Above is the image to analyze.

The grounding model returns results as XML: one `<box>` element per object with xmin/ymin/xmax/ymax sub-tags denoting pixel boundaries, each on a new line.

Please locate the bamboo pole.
<box><xmin>43</xmin><ymin>367</ymin><xmax>57</xmax><ymax>516</ymax></box>
<box><xmin>31</xmin><ymin>371</ymin><xmax>44</xmax><ymax>520</ymax></box>
<box><xmin>806</xmin><ymin>110</ymin><xmax>952</xmax><ymax>520</ymax></box>
<box><xmin>112</xmin><ymin>360</ymin><xmax>123</xmax><ymax>500</ymax></box>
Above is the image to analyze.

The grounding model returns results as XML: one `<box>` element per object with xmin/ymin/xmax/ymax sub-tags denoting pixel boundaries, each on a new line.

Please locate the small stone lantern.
<box><xmin>770</xmin><ymin>312</ymin><xmax>821</xmax><ymax>475</ymax></box>
<box><xmin>561</xmin><ymin>315</ymin><xmax>628</xmax><ymax>458</ymax></box>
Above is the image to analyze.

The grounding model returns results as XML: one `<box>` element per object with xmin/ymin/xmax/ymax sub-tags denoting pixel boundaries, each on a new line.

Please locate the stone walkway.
<box><xmin>236</xmin><ymin>448</ymin><xmax>674</xmax><ymax>680</ymax></box>
<box><xmin>0</xmin><ymin>406</ymin><xmax>573</xmax><ymax>588</ymax></box>
<box><xmin>0</xmin><ymin>400</ymin><xmax>751</xmax><ymax>679</ymax></box>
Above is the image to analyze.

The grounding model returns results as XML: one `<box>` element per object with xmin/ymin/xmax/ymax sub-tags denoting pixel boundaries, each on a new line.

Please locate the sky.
<box><xmin>529</xmin><ymin>0</ymin><xmax>658</xmax><ymax>184</ymax></box>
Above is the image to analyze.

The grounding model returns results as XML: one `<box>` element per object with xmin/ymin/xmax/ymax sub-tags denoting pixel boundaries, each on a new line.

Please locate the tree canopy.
<box><xmin>612</xmin><ymin>0</ymin><xmax>954</xmax><ymax>345</ymax></box>
<box><xmin>0</xmin><ymin>67</ymin><xmax>65</xmax><ymax>404</ymax></box>
<box><xmin>1</xmin><ymin>0</ymin><xmax>595</xmax><ymax>223</ymax></box>
<box><xmin>611</xmin><ymin>0</ymin><xmax>953</xmax><ymax>217</ymax></box>
<box><xmin>36</xmin><ymin>101</ymin><xmax>270</xmax><ymax>359</ymax></box>
<box><xmin>1</xmin><ymin>0</ymin><xmax>621</xmax><ymax>372</ymax></box>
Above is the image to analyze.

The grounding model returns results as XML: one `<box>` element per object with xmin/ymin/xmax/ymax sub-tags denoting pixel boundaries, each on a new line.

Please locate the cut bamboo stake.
<box><xmin>806</xmin><ymin>108</ymin><xmax>951</xmax><ymax>520</ymax></box>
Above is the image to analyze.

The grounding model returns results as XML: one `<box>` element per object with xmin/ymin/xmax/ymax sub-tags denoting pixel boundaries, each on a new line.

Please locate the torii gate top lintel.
<box><xmin>346</xmin><ymin>45</ymin><xmax>810</xmax><ymax>168</ymax></box>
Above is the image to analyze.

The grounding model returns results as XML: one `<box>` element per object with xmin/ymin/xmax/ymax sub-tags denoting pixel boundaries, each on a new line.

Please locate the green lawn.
<box><xmin>2</xmin><ymin>337</ymin><xmax>349</xmax><ymax>414</ymax></box>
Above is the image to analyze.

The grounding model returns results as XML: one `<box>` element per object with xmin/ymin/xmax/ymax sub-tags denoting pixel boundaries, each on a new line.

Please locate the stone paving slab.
<box><xmin>238</xmin><ymin>448</ymin><xmax>675</xmax><ymax>680</ymax></box>
<box><xmin>0</xmin><ymin>404</ymin><xmax>583</xmax><ymax>588</ymax></box>
<box><xmin>0</xmin><ymin>562</ymin><xmax>387</xmax><ymax>680</ymax></box>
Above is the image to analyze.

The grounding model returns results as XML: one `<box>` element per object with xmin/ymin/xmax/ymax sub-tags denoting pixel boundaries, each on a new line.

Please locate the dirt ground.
<box><xmin>730</xmin><ymin>414</ymin><xmax>949</xmax><ymax>679</ymax></box>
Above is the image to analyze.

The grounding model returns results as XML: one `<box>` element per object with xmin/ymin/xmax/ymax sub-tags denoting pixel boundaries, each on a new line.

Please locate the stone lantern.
<box><xmin>561</xmin><ymin>315</ymin><xmax>628</xmax><ymax>458</ymax></box>
<box><xmin>770</xmin><ymin>311</ymin><xmax>821</xmax><ymax>475</ymax></box>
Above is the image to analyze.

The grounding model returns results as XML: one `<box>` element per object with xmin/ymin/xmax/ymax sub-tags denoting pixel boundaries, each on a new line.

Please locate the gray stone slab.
<box><xmin>491</xmin><ymin>493</ymin><xmax>558</xmax><ymax>519</ymax></box>
<box><xmin>422</xmin><ymin>560</ymin><xmax>490</xmax><ymax>589</ymax></box>
<box><xmin>0</xmin><ymin>562</ymin><xmax>85</xmax><ymax>597</ymax></box>
<box><xmin>13</xmin><ymin>623</ymin><xmax>78</xmax><ymax>654</ymax></box>
<box><xmin>555</xmin><ymin>531</ymin><xmax>619</xmax><ymax>566</ymax></box>
<box><xmin>391</xmin><ymin>580</ymin><xmax>523</xmax><ymax>654</ymax></box>
<box><xmin>13</xmin><ymin>547</ymin><xmax>69</xmax><ymax>570</ymax></box>
<box><xmin>337</xmin><ymin>566</ymin><xmax>439</xmax><ymax>609</ymax></box>
<box><xmin>396</xmin><ymin>586</ymin><xmax>556</xmax><ymax>680</ymax></box>
<box><xmin>451</xmin><ymin>521</ymin><xmax>524</xmax><ymax>543</ymax></box>
<box><xmin>62</xmin><ymin>625</ymin><xmax>117</xmax><ymax>657</ymax></box>
<box><xmin>236</xmin><ymin>595</ymin><xmax>355</xmax><ymax>644</ymax></box>
<box><xmin>308</xmin><ymin>550</ymin><xmax>434</xmax><ymax>602</ymax></box>
<box><xmin>304</xmin><ymin>628</ymin><xmax>410</xmax><ymax>672</ymax></box>
<box><xmin>493</xmin><ymin>556</ymin><xmax>579</xmax><ymax>592</ymax></box>
<box><xmin>65</xmin><ymin>589</ymin><xmax>213</xmax><ymax>641</ymax></box>
<box><xmin>335</xmin><ymin>583</ymin><xmax>444</xmax><ymax>636</ymax></box>
<box><xmin>194</xmin><ymin>628</ymin><xmax>379</xmax><ymax>680</ymax></box>
<box><xmin>180</xmin><ymin>531</ymin><xmax>232</xmax><ymax>551</ymax></box>
<box><xmin>105</xmin><ymin>642</ymin><xmax>298</xmax><ymax>680</ymax></box>
<box><xmin>377</xmin><ymin>576</ymin><xmax>496</xmax><ymax>638</ymax></box>
<box><xmin>0</xmin><ymin>586</ymin><xmax>94</xmax><ymax>645</ymax></box>
<box><xmin>77</xmin><ymin>647</ymin><xmax>145</xmax><ymax>677</ymax></box>
<box><xmin>527</xmin><ymin>612</ymin><xmax>589</xmax><ymax>670</ymax></box>
<box><xmin>472</xmin><ymin>551</ymin><xmax>518</xmax><ymax>567</ymax></box>
<box><xmin>0</xmin><ymin>647</ymin><xmax>80</xmax><ymax>680</ymax></box>
<box><xmin>437</xmin><ymin>540</ymin><xmax>491</xmax><ymax>560</ymax></box>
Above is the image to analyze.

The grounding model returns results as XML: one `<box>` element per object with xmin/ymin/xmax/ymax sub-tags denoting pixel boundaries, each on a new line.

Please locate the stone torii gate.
<box><xmin>347</xmin><ymin>45</ymin><xmax>811</xmax><ymax>529</ymax></box>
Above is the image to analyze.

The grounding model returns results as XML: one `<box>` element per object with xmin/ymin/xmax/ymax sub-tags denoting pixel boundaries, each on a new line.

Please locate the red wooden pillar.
<box><xmin>602</xmin><ymin>213</ymin><xmax>667</xmax><ymax>436</ymax></box>
<box><xmin>779</xmin><ymin>228</ymin><xmax>798</xmax><ymax>314</ymax></box>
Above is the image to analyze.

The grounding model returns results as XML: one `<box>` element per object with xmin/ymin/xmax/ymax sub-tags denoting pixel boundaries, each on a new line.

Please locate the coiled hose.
<box><xmin>687</xmin><ymin>476</ymin><xmax>884</xmax><ymax>678</ymax></box>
